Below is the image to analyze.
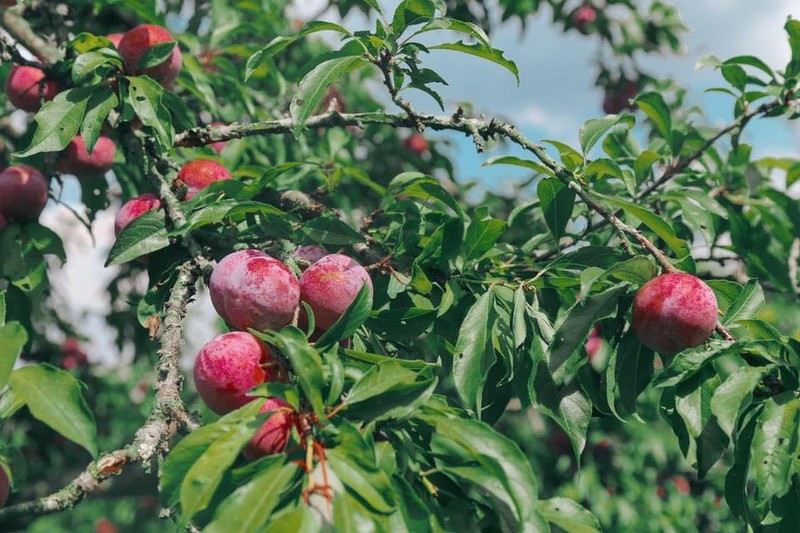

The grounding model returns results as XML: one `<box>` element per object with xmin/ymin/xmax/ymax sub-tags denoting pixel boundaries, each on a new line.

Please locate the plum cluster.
<box><xmin>193</xmin><ymin>248</ymin><xmax>372</xmax><ymax>459</ymax></box>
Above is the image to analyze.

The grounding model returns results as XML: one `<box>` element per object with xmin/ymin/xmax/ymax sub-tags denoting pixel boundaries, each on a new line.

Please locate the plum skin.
<box><xmin>299</xmin><ymin>254</ymin><xmax>372</xmax><ymax>330</ymax></box>
<box><xmin>118</xmin><ymin>24</ymin><xmax>182</xmax><ymax>86</ymax></box>
<box><xmin>193</xmin><ymin>331</ymin><xmax>283</xmax><ymax>415</ymax></box>
<box><xmin>294</xmin><ymin>245</ymin><xmax>328</xmax><ymax>270</ymax></box>
<box><xmin>242</xmin><ymin>397</ymin><xmax>294</xmax><ymax>461</ymax></box>
<box><xmin>114</xmin><ymin>193</ymin><xmax>161</xmax><ymax>235</ymax></box>
<box><xmin>209</xmin><ymin>251</ymin><xmax>300</xmax><ymax>332</ymax></box>
<box><xmin>631</xmin><ymin>272</ymin><xmax>718</xmax><ymax>354</ymax></box>
<box><xmin>5</xmin><ymin>65</ymin><xmax>58</xmax><ymax>112</ymax></box>
<box><xmin>0</xmin><ymin>165</ymin><xmax>49</xmax><ymax>222</ymax></box>
<box><xmin>174</xmin><ymin>159</ymin><xmax>232</xmax><ymax>200</ymax></box>
<box><xmin>58</xmin><ymin>135</ymin><xmax>116</xmax><ymax>178</ymax></box>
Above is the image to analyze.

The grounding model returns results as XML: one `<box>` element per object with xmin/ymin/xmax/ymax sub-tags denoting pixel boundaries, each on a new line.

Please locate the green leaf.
<box><xmin>264</xmin><ymin>328</ymin><xmax>326</xmax><ymax>417</ymax></box>
<box><xmin>482</xmin><ymin>155</ymin><xmax>554</xmax><ymax>176</ymax></box>
<box><xmin>180</xmin><ymin>401</ymin><xmax>265</xmax><ymax>521</ymax></box>
<box><xmin>461</xmin><ymin>208</ymin><xmax>506</xmax><ymax>262</ymax></box>
<box><xmin>387</xmin><ymin>172</ymin><xmax>464</xmax><ymax>217</ymax></box>
<box><xmin>421</xmin><ymin>414</ymin><xmax>539</xmax><ymax>529</ymax></box>
<box><xmin>606</xmin><ymin>331</ymin><xmax>655</xmax><ymax>419</ymax></box>
<box><xmin>106</xmin><ymin>210</ymin><xmax>169</xmax><ymax>266</ymax></box>
<box><xmin>391</xmin><ymin>0</ymin><xmax>436</xmax><ymax>35</ymax></box>
<box><xmin>412</xmin><ymin>17</ymin><xmax>490</xmax><ymax>45</ymax></box>
<box><xmin>125</xmin><ymin>76</ymin><xmax>174</xmax><ymax>149</ymax></box>
<box><xmin>72</xmin><ymin>50</ymin><xmax>123</xmax><ymax>83</ymax></box>
<box><xmin>316</xmin><ymin>284</ymin><xmax>372</xmax><ymax>350</ymax></box>
<box><xmin>264</xmin><ymin>505</ymin><xmax>318</xmax><ymax>533</ymax></box>
<box><xmin>722</xmin><ymin>279</ymin><xmax>764</xmax><ymax>325</ymax></box>
<box><xmin>0</xmin><ymin>322</ymin><xmax>26</xmax><ymax>389</ymax></box>
<box><xmin>538</xmin><ymin>177</ymin><xmax>575</xmax><ymax>241</ymax></box>
<box><xmin>327</xmin><ymin>449</ymin><xmax>397</xmax><ymax>514</ymax></box>
<box><xmin>635</xmin><ymin>92</ymin><xmax>672</xmax><ymax>141</ymax></box>
<box><xmin>539</xmin><ymin>497</ymin><xmax>601</xmax><ymax>533</ymax></box>
<box><xmin>429</xmin><ymin>41</ymin><xmax>519</xmax><ymax>84</ymax></box>
<box><xmin>452</xmin><ymin>290</ymin><xmax>495</xmax><ymax>415</ymax></box>
<box><xmin>752</xmin><ymin>393</ymin><xmax>800</xmax><ymax>501</ymax></box>
<box><xmin>578</xmin><ymin>114</ymin><xmax>635</xmax><ymax>155</ymax></box>
<box><xmin>138</xmin><ymin>41</ymin><xmax>176</xmax><ymax>69</ymax></box>
<box><xmin>245</xmin><ymin>21</ymin><xmax>353</xmax><ymax>81</ymax></box>
<box><xmin>16</xmin><ymin>87</ymin><xmax>93</xmax><ymax>157</ymax></box>
<box><xmin>290</xmin><ymin>56</ymin><xmax>367</xmax><ymax>132</ymax></box>
<box><xmin>80</xmin><ymin>88</ymin><xmax>118</xmax><ymax>153</ymax></box>
<box><xmin>205</xmin><ymin>461</ymin><xmax>296</xmax><ymax>533</ymax></box>
<box><xmin>711</xmin><ymin>365</ymin><xmax>768</xmax><ymax>437</ymax></box>
<box><xmin>300</xmin><ymin>216</ymin><xmax>365</xmax><ymax>245</ymax></box>
<box><xmin>548</xmin><ymin>283</ymin><xmax>628</xmax><ymax>384</ymax></box>
<box><xmin>344</xmin><ymin>361</ymin><xmax>437</xmax><ymax>421</ymax></box>
<box><xmin>9</xmin><ymin>364</ymin><xmax>97</xmax><ymax>457</ymax></box>
<box><xmin>598</xmin><ymin>193</ymin><xmax>691</xmax><ymax>262</ymax></box>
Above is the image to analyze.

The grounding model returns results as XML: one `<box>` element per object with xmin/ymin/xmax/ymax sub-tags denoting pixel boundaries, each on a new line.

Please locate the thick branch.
<box><xmin>0</xmin><ymin>262</ymin><xmax>200</xmax><ymax>527</ymax></box>
<box><xmin>0</xmin><ymin>9</ymin><xmax>61</xmax><ymax>64</ymax></box>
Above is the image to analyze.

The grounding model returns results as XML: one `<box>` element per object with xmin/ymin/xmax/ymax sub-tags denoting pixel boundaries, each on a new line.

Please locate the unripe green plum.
<box><xmin>0</xmin><ymin>165</ymin><xmax>49</xmax><ymax>221</ymax></box>
<box><xmin>632</xmin><ymin>273</ymin><xmax>718</xmax><ymax>354</ymax></box>
<box><xmin>174</xmin><ymin>159</ymin><xmax>232</xmax><ymax>200</ymax></box>
<box><xmin>5</xmin><ymin>65</ymin><xmax>58</xmax><ymax>112</ymax></box>
<box><xmin>114</xmin><ymin>193</ymin><xmax>161</xmax><ymax>235</ymax></box>
<box><xmin>209</xmin><ymin>251</ymin><xmax>300</xmax><ymax>332</ymax></box>
<box><xmin>242</xmin><ymin>397</ymin><xmax>294</xmax><ymax>461</ymax></box>
<box><xmin>299</xmin><ymin>254</ymin><xmax>372</xmax><ymax>330</ymax></box>
<box><xmin>118</xmin><ymin>24</ymin><xmax>182</xmax><ymax>86</ymax></box>
<box><xmin>58</xmin><ymin>135</ymin><xmax>116</xmax><ymax>178</ymax></box>
<box><xmin>193</xmin><ymin>331</ymin><xmax>283</xmax><ymax>415</ymax></box>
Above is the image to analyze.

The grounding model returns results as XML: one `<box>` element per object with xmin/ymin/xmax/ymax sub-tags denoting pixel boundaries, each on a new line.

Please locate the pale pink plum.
<box><xmin>572</xmin><ymin>5</ymin><xmax>597</xmax><ymax>33</ymax></box>
<box><xmin>403</xmin><ymin>133</ymin><xmax>428</xmax><ymax>154</ymax></box>
<box><xmin>209</xmin><ymin>249</ymin><xmax>270</xmax><ymax>316</ymax></box>
<box><xmin>299</xmin><ymin>254</ymin><xmax>373</xmax><ymax>330</ymax></box>
<box><xmin>586</xmin><ymin>334</ymin><xmax>602</xmax><ymax>361</ymax></box>
<box><xmin>58</xmin><ymin>135</ymin><xmax>116</xmax><ymax>178</ymax></box>
<box><xmin>242</xmin><ymin>397</ymin><xmax>294</xmax><ymax>461</ymax></box>
<box><xmin>60</xmin><ymin>338</ymin><xmax>89</xmax><ymax>370</ymax></box>
<box><xmin>118</xmin><ymin>24</ymin><xmax>182</xmax><ymax>86</ymax></box>
<box><xmin>5</xmin><ymin>65</ymin><xmax>58</xmax><ymax>112</ymax></box>
<box><xmin>193</xmin><ymin>331</ymin><xmax>282</xmax><ymax>415</ymax></box>
<box><xmin>174</xmin><ymin>159</ymin><xmax>232</xmax><ymax>200</ymax></box>
<box><xmin>632</xmin><ymin>273</ymin><xmax>718</xmax><ymax>354</ymax></box>
<box><xmin>294</xmin><ymin>245</ymin><xmax>328</xmax><ymax>270</ymax></box>
<box><xmin>210</xmin><ymin>252</ymin><xmax>299</xmax><ymax>332</ymax></box>
<box><xmin>0</xmin><ymin>466</ymin><xmax>7</xmax><ymax>507</ymax></box>
<box><xmin>0</xmin><ymin>165</ymin><xmax>49</xmax><ymax>221</ymax></box>
<box><xmin>114</xmin><ymin>193</ymin><xmax>161</xmax><ymax>235</ymax></box>
<box><xmin>209</xmin><ymin>122</ymin><xmax>227</xmax><ymax>154</ymax></box>
<box><xmin>106</xmin><ymin>33</ymin><xmax>124</xmax><ymax>49</ymax></box>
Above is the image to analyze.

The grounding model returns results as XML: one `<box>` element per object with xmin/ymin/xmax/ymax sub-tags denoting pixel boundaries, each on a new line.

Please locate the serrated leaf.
<box><xmin>412</xmin><ymin>17</ymin><xmax>490</xmax><ymax>45</ymax></box>
<box><xmin>344</xmin><ymin>361</ymin><xmax>436</xmax><ymax>421</ymax></box>
<box><xmin>752</xmin><ymin>393</ymin><xmax>800</xmax><ymax>501</ymax></box>
<box><xmin>9</xmin><ymin>364</ymin><xmax>97</xmax><ymax>457</ymax></box>
<box><xmin>106</xmin><ymin>210</ymin><xmax>169</xmax><ymax>266</ymax></box>
<box><xmin>245</xmin><ymin>21</ymin><xmax>353</xmax><ymax>81</ymax></box>
<box><xmin>722</xmin><ymin>279</ymin><xmax>764</xmax><ymax>325</ymax></box>
<box><xmin>578</xmin><ymin>114</ymin><xmax>635</xmax><ymax>155</ymax></box>
<box><xmin>300</xmin><ymin>216</ymin><xmax>365</xmax><ymax>245</ymax></box>
<box><xmin>482</xmin><ymin>155</ymin><xmax>554</xmax><ymax>176</ymax></box>
<box><xmin>138</xmin><ymin>41</ymin><xmax>176</xmax><ymax>69</ymax></box>
<box><xmin>538</xmin><ymin>177</ymin><xmax>575</xmax><ymax>241</ymax></box>
<box><xmin>316</xmin><ymin>284</ymin><xmax>372</xmax><ymax>350</ymax></box>
<box><xmin>327</xmin><ymin>450</ymin><xmax>397</xmax><ymax>514</ymax></box>
<box><xmin>430</xmin><ymin>41</ymin><xmax>519</xmax><ymax>83</ymax></box>
<box><xmin>204</xmin><ymin>461</ymin><xmax>295</xmax><ymax>533</ymax></box>
<box><xmin>80</xmin><ymin>88</ymin><xmax>118</xmax><ymax>153</ymax></box>
<box><xmin>290</xmin><ymin>56</ymin><xmax>367</xmax><ymax>132</ymax></box>
<box><xmin>711</xmin><ymin>366</ymin><xmax>768</xmax><ymax>437</ymax></box>
<box><xmin>452</xmin><ymin>290</ymin><xmax>495</xmax><ymax>415</ymax></box>
<box><xmin>539</xmin><ymin>497</ymin><xmax>600</xmax><ymax>533</ymax></box>
<box><xmin>0</xmin><ymin>322</ymin><xmax>26</xmax><ymax>389</ymax></box>
<box><xmin>635</xmin><ymin>92</ymin><xmax>672</xmax><ymax>141</ymax></box>
<box><xmin>16</xmin><ymin>87</ymin><xmax>93</xmax><ymax>157</ymax></box>
<box><xmin>263</xmin><ymin>328</ymin><xmax>326</xmax><ymax>417</ymax></box>
<box><xmin>126</xmin><ymin>76</ymin><xmax>174</xmax><ymax>149</ymax></box>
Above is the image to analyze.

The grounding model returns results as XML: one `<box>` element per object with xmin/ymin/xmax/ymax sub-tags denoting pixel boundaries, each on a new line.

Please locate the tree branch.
<box><xmin>0</xmin><ymin>8</ymin><xmax>61</xmax><ymax>65</ymax></box>
<box><xmin>0</xmin><ymin>262</ymin><xmax>200</xmax><ymax>528</ymax></box>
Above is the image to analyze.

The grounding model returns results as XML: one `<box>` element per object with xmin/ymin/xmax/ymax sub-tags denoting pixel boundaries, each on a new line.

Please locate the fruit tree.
<box><xmin>0</xmin><ymin>1</ymin><xmax>800</xmax><ymax>531</ymax></box>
